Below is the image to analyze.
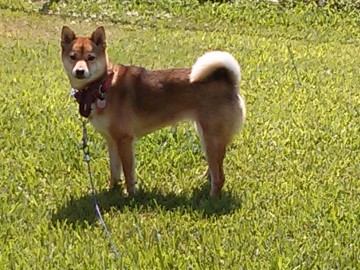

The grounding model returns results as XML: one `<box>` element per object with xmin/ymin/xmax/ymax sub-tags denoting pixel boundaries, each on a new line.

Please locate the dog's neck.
<box><xmin>84</xmin><ymin>71</ymin><xmax>109</xmax><ymax>91</ymax></box>
<box><xmin>73</xmin><ymin>68</ymin><xmax>114</xmax><ymax>118</ymax></box>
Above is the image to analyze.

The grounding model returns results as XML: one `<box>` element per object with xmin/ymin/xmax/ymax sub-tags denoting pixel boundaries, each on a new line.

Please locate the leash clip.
<box><xmin>98</xmin><ymin>84</ymin><xmax>106</xmax><ymax>100</ymax></box>
<box><xmin>70</xmin><ymin>88</ymin><xmax>78</xmax><ymax>100</ymax></box>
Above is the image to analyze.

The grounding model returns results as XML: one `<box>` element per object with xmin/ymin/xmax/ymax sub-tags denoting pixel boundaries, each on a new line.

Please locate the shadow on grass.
<box><xmin>51</xmin><ymin>182</ymin><xmax>242</xmax><ymax>227</ymax></box>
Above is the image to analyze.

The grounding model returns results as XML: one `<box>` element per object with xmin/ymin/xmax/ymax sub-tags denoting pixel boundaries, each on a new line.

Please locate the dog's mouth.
<box><xmin>75</xmin><ymin>74</ymin><xmax>86</xmax><ymax>79</ymax></box>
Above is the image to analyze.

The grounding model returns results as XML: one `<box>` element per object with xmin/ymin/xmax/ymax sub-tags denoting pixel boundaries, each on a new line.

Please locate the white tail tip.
<box><xmin>189</xmin><ymin>51</ymin><xmax>241</xmax><ymax>86</ymax></box>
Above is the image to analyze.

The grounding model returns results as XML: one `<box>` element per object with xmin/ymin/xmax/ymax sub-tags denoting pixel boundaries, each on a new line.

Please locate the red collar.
<box><xmin>73</xmin><ymin>72</ymin><xmax>114</xmax><ymax>118</ymax></box>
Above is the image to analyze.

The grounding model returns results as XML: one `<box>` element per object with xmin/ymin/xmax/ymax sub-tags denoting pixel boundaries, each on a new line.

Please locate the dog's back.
<box><xmin>107</xmin><ymin>52</ymin><xmax>245</xmax><ymax>137</ymax></box>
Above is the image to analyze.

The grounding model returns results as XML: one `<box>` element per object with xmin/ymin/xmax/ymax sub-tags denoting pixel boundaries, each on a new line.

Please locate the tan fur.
<box><xmin>61</xmin><ymin>26</ymin><xmax>246</xmax><ymax>197</ymax></box>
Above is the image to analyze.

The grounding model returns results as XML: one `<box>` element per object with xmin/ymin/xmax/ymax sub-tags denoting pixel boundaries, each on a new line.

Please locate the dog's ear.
<box><xmin>90</xmin><ymin>26</ymin><xmax>106</xmax><ymax>48</ymax></box>
<box><xmin>61</xmin><ymin>26</ymin><xmax>76</xmax><ymax>46</ymax></box>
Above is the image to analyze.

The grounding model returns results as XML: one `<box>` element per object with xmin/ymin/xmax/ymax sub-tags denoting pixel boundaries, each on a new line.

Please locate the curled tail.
<box><xmin>189</xmin><ymin>51</ymin><xmax>241</xmax><ymax>87</ymax></box>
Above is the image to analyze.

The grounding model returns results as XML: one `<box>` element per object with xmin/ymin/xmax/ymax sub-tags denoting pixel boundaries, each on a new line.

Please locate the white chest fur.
<box><xmin>89</xmin><ymin>109</ymin><xmax>111</xmax><ymax>136</ymax></box>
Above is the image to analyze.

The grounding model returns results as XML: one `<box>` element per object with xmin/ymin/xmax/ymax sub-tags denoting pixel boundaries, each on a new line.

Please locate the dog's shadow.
<box><xmin>51</xmin><ymin>182</ymin><xmax>242</xmax><ymax>227</ymax></box>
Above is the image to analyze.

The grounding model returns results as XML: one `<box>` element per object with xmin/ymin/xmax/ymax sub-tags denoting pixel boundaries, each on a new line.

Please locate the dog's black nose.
<box><xmin>75</xmin><ymin>69</ymin><xmax>85</xmax><ymax>78</ymax></box>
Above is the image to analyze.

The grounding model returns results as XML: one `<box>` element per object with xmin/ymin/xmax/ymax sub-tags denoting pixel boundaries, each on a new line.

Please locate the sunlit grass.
<box><xmin>0</xmin><ymin>1</ymin><xmax>359</xmax><ymax>269</ymax></box>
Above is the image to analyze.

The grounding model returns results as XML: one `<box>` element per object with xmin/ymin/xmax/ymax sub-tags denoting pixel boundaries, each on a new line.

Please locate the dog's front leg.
<box><xmin>117</xmin><ymin>136</ymin><xmax>136</xmax><ymax>195</ymax></box>
<box><xmin>105</xmin><ymin>137</ymin><xmax>122</xmax><ymax>189</ymax></box>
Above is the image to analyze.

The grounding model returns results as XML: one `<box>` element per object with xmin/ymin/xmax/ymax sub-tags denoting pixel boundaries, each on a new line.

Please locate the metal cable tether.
<box><xmin>81</xmin><ymin>120</ymin><xmax>120</xmax><ymax>259</ymax></box>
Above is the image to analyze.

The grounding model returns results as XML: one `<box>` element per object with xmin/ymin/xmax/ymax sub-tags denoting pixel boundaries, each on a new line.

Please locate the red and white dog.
<box><xmin>61</xmin><ymin>26</ymin><xmax>246</xmax><ymax>197</ymax></box>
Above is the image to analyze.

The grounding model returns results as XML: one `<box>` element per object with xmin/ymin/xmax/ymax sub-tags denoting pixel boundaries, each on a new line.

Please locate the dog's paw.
<box><xmin>122</xmin><ymin>186</ymin><xmax>136</xmax><ymax>197</ymax></box>
<box><xmin>128</xmin><ymin>185</ymin><xmax>137</xmax><ymax>195</ymax></box>
<box><xmin>109</xmin><ymin>178</ymin><xmax>121</xmax><ymax>190</ymax></box>
<box><xmin>121</xmin><ymin>178</ymin><xmax>136</xmax><ymax>196</ymax></box>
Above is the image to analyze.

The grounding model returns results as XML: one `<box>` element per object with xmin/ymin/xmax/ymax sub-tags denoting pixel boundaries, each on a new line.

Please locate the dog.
<box><xmin>61</xmin><ymin>26</ymin><xmax>246</xmax><ymax>197</ymax></box>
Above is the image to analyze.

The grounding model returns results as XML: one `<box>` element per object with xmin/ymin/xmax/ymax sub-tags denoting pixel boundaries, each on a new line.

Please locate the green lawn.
<box><xmin>0</xmin><ymin>1</ymin><xmax>359</xmax><ymax>269</ymax></box>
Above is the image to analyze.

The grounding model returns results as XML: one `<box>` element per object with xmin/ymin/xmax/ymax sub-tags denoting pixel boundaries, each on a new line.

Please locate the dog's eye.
<box><xmin>88</xmin><ymin>55</ymin><xmax>96</xmax><ymax>61</ymax></box>
<box><xmin>70</xmin><ymin>54</ymin><xmax>76</xmax><ymax>60</ymax></box>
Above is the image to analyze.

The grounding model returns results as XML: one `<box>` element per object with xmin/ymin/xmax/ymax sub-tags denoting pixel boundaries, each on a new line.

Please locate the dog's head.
<box><xmin>61</xmin><ymin>26</ymin><xmax>108</xmax><ymax>90</ymax></box>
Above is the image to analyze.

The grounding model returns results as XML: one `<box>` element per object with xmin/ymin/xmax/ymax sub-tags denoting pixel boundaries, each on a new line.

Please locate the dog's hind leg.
<box><xmin>205</xmin><ymin>136</ymin><xmax>227</xmax><ymax>197</ymax></box>
<box><xmin>196</xmin><ymin>120</ymin><xmax>228</xmax><ymax>197</ymax></box>
<box><xmin>195</xmin><ymin>122</ymin><xmax>210</xmax><ymax>181</ymax></box>
<box><xmin>106</xmin><ymin>137</ymin><xmax>122</xmax><ymax>189</ymax></box>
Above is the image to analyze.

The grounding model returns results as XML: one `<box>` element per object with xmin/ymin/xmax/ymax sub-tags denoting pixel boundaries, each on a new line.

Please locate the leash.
<box><xmin>81</xmin><ymin>120</ymin><xmax>120</xmax><ymax>259</ymax></box>
<box><xmin>287</xmin><ymin>44</ymin><xmax>302</xmax><ymax>88</ymax></box>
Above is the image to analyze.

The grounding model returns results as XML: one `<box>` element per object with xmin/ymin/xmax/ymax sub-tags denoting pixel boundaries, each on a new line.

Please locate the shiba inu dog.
<box><xmin>61</xmin><ymin>26</ymin><xmax>245</xmax><ymax>197</ymax></box>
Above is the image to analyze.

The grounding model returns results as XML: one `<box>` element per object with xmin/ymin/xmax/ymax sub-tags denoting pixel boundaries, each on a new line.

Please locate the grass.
<box><xmin>0</xmin><ymin>0</ymin><xmax>359</xmax><ymax>269</ymax></box>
